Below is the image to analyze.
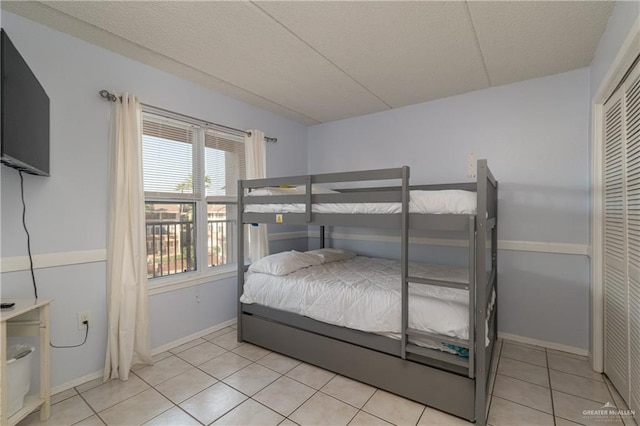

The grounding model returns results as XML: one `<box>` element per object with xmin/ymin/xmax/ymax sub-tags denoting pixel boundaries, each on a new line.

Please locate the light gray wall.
<box><xmin>0</xmin><ymin>12</ymin><xmax>307</xmax><ymax>389</ymax></box>
<box><xmin>308</xmin><ymin>69</ymin><xmax>592</xmax><ymax>349</ymax></box>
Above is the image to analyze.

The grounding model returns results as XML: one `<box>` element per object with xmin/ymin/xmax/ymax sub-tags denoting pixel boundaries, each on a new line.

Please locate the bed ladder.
<box><xmin>401</xmin><ymin>215</ymin><xmax>477</xmax><ymax>379</ymax></box>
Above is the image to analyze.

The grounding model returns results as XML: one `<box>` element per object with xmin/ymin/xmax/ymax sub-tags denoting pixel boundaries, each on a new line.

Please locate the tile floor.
<box><xmin>18</xmin><ymin>327</ymin><xmax>637</xmax><ymax>426</ymax></box>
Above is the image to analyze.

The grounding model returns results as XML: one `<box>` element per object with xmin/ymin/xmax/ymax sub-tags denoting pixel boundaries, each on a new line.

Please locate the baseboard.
<box><xmin>51</xmin><ymin>370</ymin><xmax>104</xmax><ymax>395</ymax></box>
<box><xmin>151</xmin><ymin>318</ymin><xmax>236</xmax><ymax>355</ymax></box>
<box><xmin>51</xmin><ymin>318</ymin><xmax>237</xmax><ymax>396</ymax></box>
<box><xmin>498</xmin><ymin>332</ymin><xmax>589</xmax><ymax>357</ymax></box>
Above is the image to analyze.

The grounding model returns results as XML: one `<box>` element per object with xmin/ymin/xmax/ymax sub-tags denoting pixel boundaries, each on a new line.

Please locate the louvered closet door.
<box><xmin>604</xmin><ymin>87</ymin><xmax>629</xmax><ymax>402</ymax></box>
<box><xmin>626</xmin><ymin>61</ymin><xmax>640</xmax><ymax>416</ymax></box>
<box><xmin>604</xmin><ymin>57</ymin><xmax>640</xmax><ymax>414</ymax></box>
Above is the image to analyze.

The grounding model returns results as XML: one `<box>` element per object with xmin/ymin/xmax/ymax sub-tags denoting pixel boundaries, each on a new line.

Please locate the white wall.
<box><xmin>0</xmin><ymin>11</ymin><xmax>307</xmax><ymax>389</ymax></box>
<box><xmin>308</xmin><ymin>68</ymin><xmax>591</xmax><ymax>350</ymax></box>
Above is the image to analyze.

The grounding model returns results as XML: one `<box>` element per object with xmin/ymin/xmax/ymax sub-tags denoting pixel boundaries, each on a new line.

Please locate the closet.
<box><xmin>604</xmin><ymin>57</ymin><xmax>640</xmax><ymax>414</ymax></box>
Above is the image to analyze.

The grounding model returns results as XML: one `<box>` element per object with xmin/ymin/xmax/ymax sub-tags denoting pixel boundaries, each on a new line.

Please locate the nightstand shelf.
<box><xmin>1</xmin><ymin>299</ymin><xmax>52</xmax><ymax>425</ymax></box>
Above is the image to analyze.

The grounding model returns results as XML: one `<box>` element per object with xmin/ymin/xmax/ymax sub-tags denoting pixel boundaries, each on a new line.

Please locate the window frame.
<box><xmin>142</xmin><ymin>107</ymin><xmax>245</xmax><ymax>289</ymax></box>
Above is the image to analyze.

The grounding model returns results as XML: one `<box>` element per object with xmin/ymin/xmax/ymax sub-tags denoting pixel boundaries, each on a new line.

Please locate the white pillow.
<box><xmin>410</xmin><ymin>190</ymin><xmax>477</xmax><ymax>214</ymax></box>
<box><xmin>247</xmin><ymin>187</ymin><xmax>299</xmax><ymax>196</ymax></box>
<box><xmin>306</xmin><ymin>248</ymin><xmax>356</xmax><ymax>263</ymax></box>
<box><xmin>249</xmin><ymin>250</ymin><xmax>323</xmax><ymax>276</ymax></box>
<box><xmin>295</xmin><ymin>185</ymin><xmax>339</xmax><ymax>194</ymax></box>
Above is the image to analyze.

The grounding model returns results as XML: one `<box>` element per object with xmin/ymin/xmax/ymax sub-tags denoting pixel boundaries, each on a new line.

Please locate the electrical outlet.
<box><xmin>78</xmin><ymin>310</ymin><xmax>91</xmax><ymax>330</ymax></box>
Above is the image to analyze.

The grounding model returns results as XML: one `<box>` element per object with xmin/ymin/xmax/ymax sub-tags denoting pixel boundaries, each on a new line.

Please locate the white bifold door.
<box><xmin>604</xmin><ymin>57</ymin><xmax>640</xmax><ymax>415</ymax></box>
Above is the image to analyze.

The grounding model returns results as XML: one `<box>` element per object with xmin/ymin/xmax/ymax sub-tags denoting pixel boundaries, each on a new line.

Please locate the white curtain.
<box><xmin>104</xmin><ymin>93</ymin><xmax>152</xmax><ymax>381</ymax></box>
<box><xmin>245</xmin><ymin>130</ymin><xmax>269</xmax><ymax>261</ymax></box>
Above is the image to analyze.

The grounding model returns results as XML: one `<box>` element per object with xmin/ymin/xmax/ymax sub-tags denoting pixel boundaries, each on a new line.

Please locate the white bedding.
<box><xmin>240</xmin><ymin>256</ymin><xmax>478</xmax><ymax>342</ymax></box>
<box><xmin>245</xmin><ymin>189</ymin><xmax>477</xmax><ymax>215</ymax></box>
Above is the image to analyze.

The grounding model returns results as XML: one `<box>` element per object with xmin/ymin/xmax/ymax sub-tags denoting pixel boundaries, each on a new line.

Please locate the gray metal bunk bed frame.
<box><xmin>236</xmin><ymin>159</ymin><xmax>498</xmax><ymax>424</ymax></box>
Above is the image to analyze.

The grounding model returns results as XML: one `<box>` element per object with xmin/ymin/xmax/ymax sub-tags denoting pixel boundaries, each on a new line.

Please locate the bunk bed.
<box><xmin>236</xmin><ymin>160</ymin><xmax>498</xmax><ymax>424</ymax></box>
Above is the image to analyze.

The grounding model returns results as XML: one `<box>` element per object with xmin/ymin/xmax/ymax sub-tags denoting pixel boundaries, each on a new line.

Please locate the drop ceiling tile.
<box><xmin>4</xmin><ymin>1</ymin><xmax>320</xmax><ymax>125</ymax></box>
<box><xmin>256</xmin><ymin>1</ymin><xmax>490</xmax><ymax>108</ymax></box>
<box><xmin>5</xmin><ymin>0</ymin><xmax>615</xmax><ymax>125</ymax></box>
<box><xmin>42</xmin><ymin>1</ymin><xmax>389</xmax><ymax>123</ymax></box>
<box><xmin>468</xmin><ymin>1</ymin><xmax>614</xmax><ymax>86</ymax></box>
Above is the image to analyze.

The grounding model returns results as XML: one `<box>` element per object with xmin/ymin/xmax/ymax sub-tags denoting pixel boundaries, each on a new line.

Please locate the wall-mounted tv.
<box><xmin>1</xmin><ymin>28</ymin><xmax>50</xmax><ymax>176</ymax></box>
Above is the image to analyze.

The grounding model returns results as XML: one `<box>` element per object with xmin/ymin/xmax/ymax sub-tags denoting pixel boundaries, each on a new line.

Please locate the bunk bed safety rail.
<box><xmin>240</xmin><ymin>167</ymin><xmax>406</xmax><ymax>189</ymax></box>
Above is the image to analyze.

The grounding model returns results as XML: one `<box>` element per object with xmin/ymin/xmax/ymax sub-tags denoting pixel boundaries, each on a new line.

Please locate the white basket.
<box><xmin>6</xmin><ymin>344</ymin><xmax>35</xmax><ymax>418</ymax></box>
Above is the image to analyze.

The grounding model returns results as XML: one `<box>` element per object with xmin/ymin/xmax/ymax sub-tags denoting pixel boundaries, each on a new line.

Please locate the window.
<box><xmin>142</xmin><ymin>111</ymin><xmax>245</xmax><ymax>280</ymax></box>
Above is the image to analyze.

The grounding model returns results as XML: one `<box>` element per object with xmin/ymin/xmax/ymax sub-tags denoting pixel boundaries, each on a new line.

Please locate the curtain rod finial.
<box><xmin>99</xmin><ymin>90</ymin><xmax>118</xmax><ymax>102</ymax></box>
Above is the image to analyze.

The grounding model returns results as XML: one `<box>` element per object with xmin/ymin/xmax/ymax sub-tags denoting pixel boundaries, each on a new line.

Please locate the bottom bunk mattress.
<box><xmin>241</xmin><ymin>255</ymin><xmax>489</xmax><ymax>352</ymax></box>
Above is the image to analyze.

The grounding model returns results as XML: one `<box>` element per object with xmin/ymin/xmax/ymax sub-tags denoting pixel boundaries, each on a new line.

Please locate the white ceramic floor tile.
<box><xmin>154</xmin><ymin>367</ymin><xmax>217</xmax><ymax>403</ymax></box>
<box><xmin>603</xmin><ymin>377</ymin><xmax>636</xmax><ymax>426</ymax></box>
<box><xmin>547</xmin><ymin>348</ymin><xmax>589</xmax><ymax>361</ymax></box>
<box><xmin>547</xmin><ymin>353</ymin><xmax>604</xmax><ymax>382</ymax></box>
<box><xmin>180</xmin><ymin>382</ymin><xmax>247</xmax><ymax>425</ymax></box>
<box><xmin>362</xmin><ymin>389</ymin><xmax>424</xmax><ymax>426</ymax></box>
<box><xmin>418</xmin><ymin>407</ymin><xmax>472</xmax><ymax>425</ymax></box>
<box><xmin>19</xmin><ymin>395</ymin><xmax>94</xmax><ymax>426</ymax></box>
<box><xmin>175</xmin><ymin>341</ymin><xmax>227</xmax><ymax>365</ymax></box>
<box><xmin>232</xmin><ymin>343</ymin><xmax>272</xmax><ymax>361</ymax></box>
<box><xmin>50</xmin><ymin>388</ymin><xmax>78</xmax><ymax>406</ymax></box>
<box><xmin>503</xmin><ymin>340</ymin><xmax>546</xmax><ymax>351</ymax></box>
<box><xmin>321</xmin><ymin>375</ymin><xmax>376</xmax><ymax>408</ymax></box>
<box><xmin>135</xmin><ymin>355</ymin><xmax>193</xmax><ymax>386</ymax></box>
<box><xmin>223</xmin><ymin>363</ymin><xmax>281</xmax><ymax>396</ymax></box>
<box><xmin>81</xmin><ymin>373</ymin><xmax>150</xmax><ymax>412</ymax></box>
<box><xmin>73</xmin><ymin>415</ymin><xmax>106</xmax><ymax>426</ymax></box>
<box><xmin>492</xmin><ymin>374</ymin><xmax>553</xmax><ymax>414</ymax></box>
<box><xmin>75</xmin><ymin>377</ymin><xmax>105</xmax><ymax>394</ymax></box>
<box><xmin>213</xmin><ymin>398</ymin><xmax>284</xmax><ymax>426</ymax></box>
<box><xmin>501</xmin><ymin>342</ymin><xmax>547</xmax><ymax>367</ymax></box>
<box><xmin>199</xmin><ymin>351</ymin><xmax>253</xmax><ymax>379</ymax></box>
<box><xmin>254</xmin><ymin>376</ymin><xmax>316</xmax><ymax>417</ymax></box>
<box><xmin>143</xmin><ymin>406</ymin><xmax>201</xmax><ymax>426</ymax></box>
<box><xmin>290</xmin><ymin>392</ymin><xmax>358</xmax><ymax>426</ymax></box>
<box><xmin>211</xmin><ymin>330</ymin><xmax>244</xmax><ymax>350</ymax></box>
<box><xmin>151</xmin><ymin>351</ymin><xmax>173</xmax><ymax>363</ymax></box>
<box><xmin>279</xmin><ymin>419</ymin><xmax>299</xmax><ymax>426</ymax></box>
<box><xmin>555</xmin><ymin>417</ymin><xmax>584</xmax><ymax>426</ymax></box>
<box><xmin>257</xmin><ymin>352</ymin><xmax>301</xmax><ymax>374</ymax></box>
<box><xmin>488</xmin><ymin>396</ymin><xmax>554</xmax><ymax>426</ymax></box>
<box><xmin>99</xmin><ymin>388</ymin><xmax>173</xmax><ymax>426</ymax></box>
<box><xmin>550</xmin><ymin>369</ymin><xmax>612</xmax><ymax>403</ymax></box>
<box><xmin>349</xmin><ymin>410</ymin><xmax>392</xmax><ymax>425</ymax></box>
<box><xmin>497</xmin><ymin>357</ymin><xmax>549</xmax><ymax>387</ymax></box>
<box><xmin>203</xmin><ymin>327</ymin><xmax>235</xmax><ymax>341</ymax></box>
<box><xmin>286</xmin><ymin>363</ymin><xmax>335</xmax><ymax>389</ymax></box>
<box><xmin>553</xmin><ymin>391</ymin><xmax>623</xmax><ymax>426</ymax></box>
<box><xmin>169</xmin><ymin>338</ymin><xmax>207</xmax><ymax>354</ymax></box>
<box><xmin>604</xmin><ymin>376</ymin><xmax>629</xmax><ymax>410</ymax></box>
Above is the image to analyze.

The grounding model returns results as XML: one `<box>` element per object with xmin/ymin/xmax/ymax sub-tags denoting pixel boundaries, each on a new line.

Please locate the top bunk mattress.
<box><xmin>244</xmin><ymin>189</ymin><xmax>477</xmax><ymax>215</ymax></box>
<box><xmin>240</xmin><ymin>255</ymin><xmax>475</xmax><ymax>341</ymax></box>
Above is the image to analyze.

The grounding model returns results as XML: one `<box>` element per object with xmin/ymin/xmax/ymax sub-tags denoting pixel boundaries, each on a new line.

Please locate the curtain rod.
<box><xmin>99</xmin><ymin>90</ymin><xmax>277</xmax><ymax>143</ymax></box>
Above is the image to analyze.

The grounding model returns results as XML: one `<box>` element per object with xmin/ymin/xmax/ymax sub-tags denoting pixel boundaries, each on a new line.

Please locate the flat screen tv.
<box><xmin>1</xmin><ymin>28</ymin><xmax>50</xmax><ymax>176</ymax></box>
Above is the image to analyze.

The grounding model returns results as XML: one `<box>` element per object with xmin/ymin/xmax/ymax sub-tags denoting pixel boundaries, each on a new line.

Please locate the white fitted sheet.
<box><xmin>240</xmin><ymin>256</ymin><xmax>477</xmax><ymax>341</ymax></box>
<box><xmin>245</xmin><ymin>189</ymin><xmax>477</xmax><ymax>215</ymax></box>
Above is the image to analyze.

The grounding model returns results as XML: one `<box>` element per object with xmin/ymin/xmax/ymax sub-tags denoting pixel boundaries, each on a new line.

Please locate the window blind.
<box><xmin>142</xmin><ymin>114</ymin><xmax>195</xmax><ymax>198</ymax></box>
<box><xmin>204</xmin><ymin>129</ymin><xmax>246</xmax><ymax>199</ymax></box>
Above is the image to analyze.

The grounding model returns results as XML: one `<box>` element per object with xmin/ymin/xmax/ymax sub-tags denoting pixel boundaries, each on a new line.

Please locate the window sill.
<box><xmin>148</xmin><ymin>265</ymin><xmax>238</xmax><ymax>296</ymax></box>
